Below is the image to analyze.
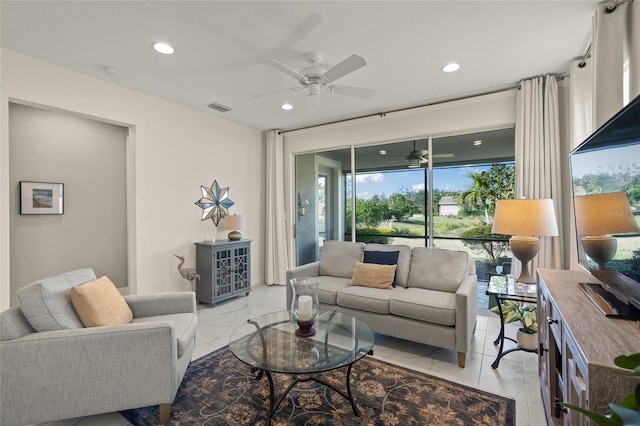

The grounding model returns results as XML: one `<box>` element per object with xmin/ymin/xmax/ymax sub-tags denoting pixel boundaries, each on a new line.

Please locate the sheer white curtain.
<box><xmin>515</xmin><ymin>75</ymin><xmax>563</xmax><ymax>275</ymax></box>
<box><xmin>265</xmin><ymin>130</ymin><xmax>289</xmax><ymax>285</ymax></box>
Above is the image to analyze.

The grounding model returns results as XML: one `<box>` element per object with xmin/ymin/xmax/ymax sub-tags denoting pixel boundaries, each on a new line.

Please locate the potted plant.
<box><xmin>490</xmin><ymin>300</ymin><xmax>538</xmax><ymax>350</ymax></box>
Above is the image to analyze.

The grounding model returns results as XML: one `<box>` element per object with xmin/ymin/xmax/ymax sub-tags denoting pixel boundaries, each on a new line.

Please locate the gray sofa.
<box><xmin>286</xmin><ymin>241</ymin><xmax>477</xmax><ymax>368</ymax></box>
<box><xmin>0</xmin><ymin>268</ymin><xmax>197</xmax><ymax>426</ymax></box>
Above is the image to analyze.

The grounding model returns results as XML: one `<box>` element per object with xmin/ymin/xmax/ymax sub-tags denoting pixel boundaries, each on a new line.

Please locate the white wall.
<box><xmin>9</xmin><ymin>104</ymin><xmax>128</xmax><ymax>305</ymax></box>
<box><xmin>0</xmin><ymin>49</ymin><xmax>265</xmax><ymax>310</ymax></box>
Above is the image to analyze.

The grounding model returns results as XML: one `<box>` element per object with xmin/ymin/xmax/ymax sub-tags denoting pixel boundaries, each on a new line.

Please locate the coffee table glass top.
<box><xmin>229</xmin><ymin>310</ymin><xmax>375</xmax><ymax>375</ymax></box>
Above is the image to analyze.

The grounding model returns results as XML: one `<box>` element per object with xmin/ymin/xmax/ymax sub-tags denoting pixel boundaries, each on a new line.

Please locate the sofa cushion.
<box><xmin>316</xmin><ymin>276</ymin><xmax>352</xmax><ymax>305</ymax></box>
<box><xmin>132</xmin><ymin>313</ymin><xmax>197</xmax><ymax>358</ymax></box>
<box><xmin>70</xmin><ymin>276</ymin><xmax>133</xmax><ymax>327</ymax></box>
<box><xmin>319</xmin><ymin>241</ymin><xmax>364</xmax><ymax>279</ymax></box>
<box><xmin>407</xmin><ymin>248</ymin><xmax>470</xmax><ymax>293</ymax></box>
<box><xmin>0</xmin><ymin>306</ymin><xmax>36</xmax><ymax>341</ymax></box>
<box><xmin>363</xmin><ymin>250</ymin><xmax>400</xmax><ymax>287</ymax></box>
<box><xmin>17</xmin><ymin>268</ymin><xmax>96</xmax><ymax>331</ymax></box>
<box><xmin>337</xmin><ymin>286</ymin><xmax>406</xmax><ymax>314</ymax></box>
<box><xmin>390</xmin><ymin>287</ymin><xmax>456</xmax><ymax>326</ymax></box>
<box><xmin>351</xmin><ymin>261</ymin><xmax>396</xmax><ymax>289</ymax></box>
<box><xmin>364</xmin><ymin>244</ymin><xmax>411</xmax><ymax>287</ymax></box>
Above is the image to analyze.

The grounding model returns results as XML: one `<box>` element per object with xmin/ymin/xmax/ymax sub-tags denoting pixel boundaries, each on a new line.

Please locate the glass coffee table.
<box><xmin>229</xmin><ymin>310</ymin><xmax>375</xmax><ymax>425</ymax></box>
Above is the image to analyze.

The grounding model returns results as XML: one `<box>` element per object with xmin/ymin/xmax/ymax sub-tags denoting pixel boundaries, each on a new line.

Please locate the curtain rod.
<box><xmin>278</xmin><ymin>84</ymin><xmax>517</xmax><ymax>135</ymax></box>
<box><xmin>578</xmin><ymin>44</ymin><xmax>592</xmax><ymax>68</ymax></box>
<box><xmin>280</xmin><ymin>73</ymin><xmax>566</xmax><ymax>135</ymax></box>
<box><xmin>578</xmin><ymin>0</ymin><xmax>628</xmax><ymax>68</ymax></box>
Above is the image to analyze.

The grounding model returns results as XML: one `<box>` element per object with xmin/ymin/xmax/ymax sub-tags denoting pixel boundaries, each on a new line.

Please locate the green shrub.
<box><xmin>461</xmin><ymin>225</ymin><xmax>509</xmax><ymax>265</ymax></box>
<box><xmin>355</xmin><ymin>227</ymin><xmax>395</xmax><ymax>244</ymax></box>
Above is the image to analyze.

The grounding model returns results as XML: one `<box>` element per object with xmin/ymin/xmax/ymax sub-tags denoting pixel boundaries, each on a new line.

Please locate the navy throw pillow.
<box><xmin>363</xmin><ymin>251</ymin><xmax>400</xmax><ymax>287</ymax></box>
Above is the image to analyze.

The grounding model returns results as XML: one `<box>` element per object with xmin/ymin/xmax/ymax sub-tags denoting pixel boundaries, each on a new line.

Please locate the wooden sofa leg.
<box><xmin>159</xmin><ymin>403</ymin><xmax>171</xmax><ymax>424</ymax></box>
<box><xmin>457</xmin><ymin>352</ymin><xmax>466</xmax><ymax>368</ymax></box>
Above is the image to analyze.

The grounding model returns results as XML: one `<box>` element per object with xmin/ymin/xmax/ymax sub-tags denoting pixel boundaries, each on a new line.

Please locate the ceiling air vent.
<box><xmin>207</xmin><ymin>103</ymin><xmax>232</xmax><ymax>113</ymax></box>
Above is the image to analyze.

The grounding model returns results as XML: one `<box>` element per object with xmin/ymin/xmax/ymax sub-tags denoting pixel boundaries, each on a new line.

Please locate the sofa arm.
<box><xmin>285</xmin><ymin>261</ymin><xmax>320</xmax><ymax>310</ymax></box>
<box><xmin>455</xmin><ymin>274</ymin><xmax>478</xmax><ymax>353</ymax></box>
<box><xmin>0</xmin><ymin>322</ymin><xmax>177</xmax><ymax>426</ymax></box>
<box><xmin>124</xmin><ymin>291</ymin><xmax>196</xmax><ymax>318</ymax></box>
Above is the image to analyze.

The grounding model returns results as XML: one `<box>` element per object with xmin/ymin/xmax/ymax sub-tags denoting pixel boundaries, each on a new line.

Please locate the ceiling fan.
<box><xmin>257</xmin><ymin>51</ymin><xmax>376</xmax><ymax>100</ymax></box>
<box><xmin>386</xmin><ymin>141</ymin><xmax>454</xmax><ymax>168</ymax></box>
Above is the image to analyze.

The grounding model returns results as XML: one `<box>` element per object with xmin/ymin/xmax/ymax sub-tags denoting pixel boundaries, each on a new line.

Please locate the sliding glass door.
<box><xmin>293</xmin><ymin>128</ymin><xmax>516</xmax><ymax>273</ymax></box>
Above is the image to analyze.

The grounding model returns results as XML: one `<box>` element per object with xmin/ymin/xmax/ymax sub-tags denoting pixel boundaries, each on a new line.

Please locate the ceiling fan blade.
<box><xmin>329</xmin><ymin>85</ymin><xmax>376</xmax><ymax>99</ymax></box>
<box><xmin>253</xmin><ymin>86</ymin><xmax>301</xmax><ymax>98</ymax></box>
<box><xmin>263</xmin><ymin>58</ymin><xmax>307</xmax><ymax>82</ymax></box>
<box><xmin>322</xmin><ymin>54</ymin><xmax>367</xmax><ymax>83</ymax></box>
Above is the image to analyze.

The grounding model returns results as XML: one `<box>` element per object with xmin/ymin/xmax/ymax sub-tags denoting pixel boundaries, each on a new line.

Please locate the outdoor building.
<box><xmin>439</xmin><ymin>196</ymin><xmax>460</xmax><ymax>216</ymax></box>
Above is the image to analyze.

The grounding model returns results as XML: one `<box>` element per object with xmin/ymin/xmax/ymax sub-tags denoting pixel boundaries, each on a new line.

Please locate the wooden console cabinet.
<box><xmin>537</xmin><ymin>269</ymin><xmax>640</xmax><ymax>425</ymax></box>
<box><xmin>195</xmin><ymin>239</ymin><xmax>251</xmax><ymax>306</ymax></box>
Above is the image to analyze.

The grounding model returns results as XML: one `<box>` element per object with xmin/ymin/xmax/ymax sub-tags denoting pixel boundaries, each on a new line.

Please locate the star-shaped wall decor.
<box><xmin>194</xmin><ymin>180</ymin><xmax>234</xmax><ymax>226</ymax></box>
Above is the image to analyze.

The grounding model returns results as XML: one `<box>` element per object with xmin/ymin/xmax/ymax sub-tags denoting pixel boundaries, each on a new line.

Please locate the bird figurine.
<box><xmin>174</xmin><ymin>254</ymin><xmax>200</xmax><ymax>292</ymax></box>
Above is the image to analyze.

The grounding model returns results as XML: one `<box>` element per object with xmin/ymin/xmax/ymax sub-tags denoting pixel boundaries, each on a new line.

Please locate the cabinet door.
<box><xmin>538</xmin><ymin>285</ymin><xmax>564</xmax><ymax>426</ymax></box>
<box><xmin>564</xmin><ymin>336</ymin><xmax>589</xmax><ymax>426</ymax></box>
<box><xmin>215</xmin><ymin>248</ymin><xmax>234</xmax><ymax>299</ymax></box>
<box><xmin>233</xmin><ymin>245</ymin><xmax>250</xmax><ymax>292</ymax></box>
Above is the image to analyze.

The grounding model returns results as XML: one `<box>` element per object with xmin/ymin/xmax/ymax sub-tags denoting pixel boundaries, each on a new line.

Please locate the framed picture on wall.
<box><xmin>20</xmin><ymin>181</ymin><xmax>64</xmax><ymax>215</ymax></box>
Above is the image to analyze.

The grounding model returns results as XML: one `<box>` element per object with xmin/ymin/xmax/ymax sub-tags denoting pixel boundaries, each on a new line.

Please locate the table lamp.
<box><xmin>574</xmin><ymin>192</ymin><xmax>639</xmax><ymax>270</ymax></box>
<box><xmin>224</xmin><ymin>214</ymin><xmax>246</xmax><ymax>241</ymax></box>
<box><xmin>492</xmin><ymin>199</ymin><xmax>559</xmax><ymax>284</ymax></box>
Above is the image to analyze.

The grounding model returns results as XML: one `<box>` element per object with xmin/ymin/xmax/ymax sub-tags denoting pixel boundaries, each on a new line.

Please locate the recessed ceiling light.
<box><xmin>153</xmin><ymin>42</ymin><xmax>174</xmax><ymax>55</ymax></box>
<box><xmin>379</xmin><ymin>150</ymin><xmax>387</xmax><ymax>155</ymax></box>
<box><xmin>442</xmin><ymin>63</ymin><xmax>460</xmax><ymax>73</ymax></box>
<box><xmin>281</xmin><ymin>103</ymin><xmax>293</xmax><ymax>111</ymax></box>
<box><xmin>473</xmin><ymin>140</ymin><xmax>483</xmax><ymax>146</ymax></box>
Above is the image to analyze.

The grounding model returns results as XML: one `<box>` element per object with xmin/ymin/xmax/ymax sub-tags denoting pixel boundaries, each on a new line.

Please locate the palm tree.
<box><xmin>460</xmin><ymin>164</ymin><xmax>515</xmax><ymax>224</ymax></box>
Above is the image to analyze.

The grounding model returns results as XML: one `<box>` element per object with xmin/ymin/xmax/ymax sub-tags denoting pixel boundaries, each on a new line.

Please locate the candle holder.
<box><xmin>289</xmin><ymin>277</ymin><xmax>320</xmax><ymax>338</ymax></box>
<box><xmin>295</xmin><ymin>318</ymin><xmax>316</xmax><ymax>337</ymax></box>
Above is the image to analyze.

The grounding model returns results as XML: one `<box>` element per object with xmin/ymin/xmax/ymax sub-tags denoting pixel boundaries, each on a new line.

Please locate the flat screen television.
<box><xmin>569</xmin><ymin>95</ymin><xmax>640</xmax><ymax>318</ymax></box>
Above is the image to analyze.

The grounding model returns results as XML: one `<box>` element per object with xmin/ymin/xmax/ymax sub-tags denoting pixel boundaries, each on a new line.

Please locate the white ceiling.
<box><xmin>1</xmin><ymin>1</ymin><xmax>597</xmax><ymax>132</ymax></box>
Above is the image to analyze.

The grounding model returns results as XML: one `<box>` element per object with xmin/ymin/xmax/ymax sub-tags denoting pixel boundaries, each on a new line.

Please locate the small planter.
<box><xmin>517</xmin><ymin>328</ymin><xmax>538</xmax><ymax>350</ymax></box>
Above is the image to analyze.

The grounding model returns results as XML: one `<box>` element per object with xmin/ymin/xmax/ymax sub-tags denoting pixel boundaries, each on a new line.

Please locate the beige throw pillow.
<box><xmin>70</xmin><ymin>276</ymin><xmax>133</xmax><ymax>327</ymax></box>
<box><xmin>351</xmin><ymin>261</ymin><xmax>397</xmax><ymax>289</ymax></box>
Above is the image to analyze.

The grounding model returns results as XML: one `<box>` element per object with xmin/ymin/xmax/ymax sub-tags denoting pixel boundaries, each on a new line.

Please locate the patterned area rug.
<box><xmin>121</xmin><ymin>346</ymin><xmax>515</xmax><ymax>425</ymax></box>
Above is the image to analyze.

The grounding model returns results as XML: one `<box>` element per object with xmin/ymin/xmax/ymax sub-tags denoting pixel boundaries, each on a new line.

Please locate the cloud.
<box><xmin>411</xmin><ymin>183</ymin><xmax>425</xmax><ymax>191</ymax></box>
<box><xmin>356</xmin><ymin>173</ymin><xmax>384</xmax><ymax>183</ymax></box>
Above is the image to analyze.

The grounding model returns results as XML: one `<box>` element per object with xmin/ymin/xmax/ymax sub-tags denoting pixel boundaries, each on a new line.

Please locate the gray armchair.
<box><xmin>0</xmin><ymin>269</ymin><xmax>197</xmax><ymax>426</ymax></box>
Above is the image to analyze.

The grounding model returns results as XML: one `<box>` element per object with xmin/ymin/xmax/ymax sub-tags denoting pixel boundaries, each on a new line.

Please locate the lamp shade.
<box><xmin>224</xmin><ymin>214</ymin><xmax>246</xmax><ymax>231</ymax></box>
<box><xmin>492</xmin><ymin>199</ymin><xmax>559</xmax><ymax>236</ymax></box>
<box><xmin>574</xmin><ymin>192</ymin><xmax>639</xmax><ymax>236</ymax></box>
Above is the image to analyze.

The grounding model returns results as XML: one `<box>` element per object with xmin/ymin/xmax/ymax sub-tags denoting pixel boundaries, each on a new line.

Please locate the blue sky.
<box><xmin>352</xmin><ymin>165</ymin><xmax>490</xmax><ymax>199</ymax></box>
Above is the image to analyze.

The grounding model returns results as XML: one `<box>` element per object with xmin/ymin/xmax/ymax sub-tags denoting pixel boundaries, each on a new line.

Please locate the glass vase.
<box><xmin>289</xmin><ymin>277</ymin><xmax>320</xmax><ymax>337</ymax></box>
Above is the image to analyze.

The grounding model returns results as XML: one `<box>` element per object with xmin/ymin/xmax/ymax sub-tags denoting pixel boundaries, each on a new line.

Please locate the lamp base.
<box><xmin>227</xmin><ymin>230</ymin><xmax>242</xmax><ymax>241</ymax></box>
<box><xmin>581</xmin><ymin>235</ymin><xmax>616</xmax><ymax>270</ymax></box>
<box><xmin>510</xmin><ymin>236</ymin><xmax>540</xmax><ymax>284</ymax></box>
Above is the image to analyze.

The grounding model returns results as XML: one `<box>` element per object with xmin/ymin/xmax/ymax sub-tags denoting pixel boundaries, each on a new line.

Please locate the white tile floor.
<box><xmin>38</xmin><ymin>284</ymin><xmax>546</xmax><ymax>426</ymax></box>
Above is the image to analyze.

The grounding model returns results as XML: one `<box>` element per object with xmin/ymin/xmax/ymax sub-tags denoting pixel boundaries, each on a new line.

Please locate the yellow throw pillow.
<box><xmin>70</xmin><ymin>276</ymin><xmax>133</xmax><ymax>327</ymax></box>
<box><xmin>351</xmin><ymin>261</ymin><xmax>397</xmax><ymax>289</ymax></box>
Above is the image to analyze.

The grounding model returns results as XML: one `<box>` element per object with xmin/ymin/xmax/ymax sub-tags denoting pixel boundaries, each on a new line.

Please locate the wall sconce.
<box><xmin>574</xmin><ymin>192</ymin><xmax>639</xmax><ymax>270</ymax></box>
<box><xmin>298</xmin><ymin>193</ymin><xmax>308</xmax><ymax>221</ymax></box>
